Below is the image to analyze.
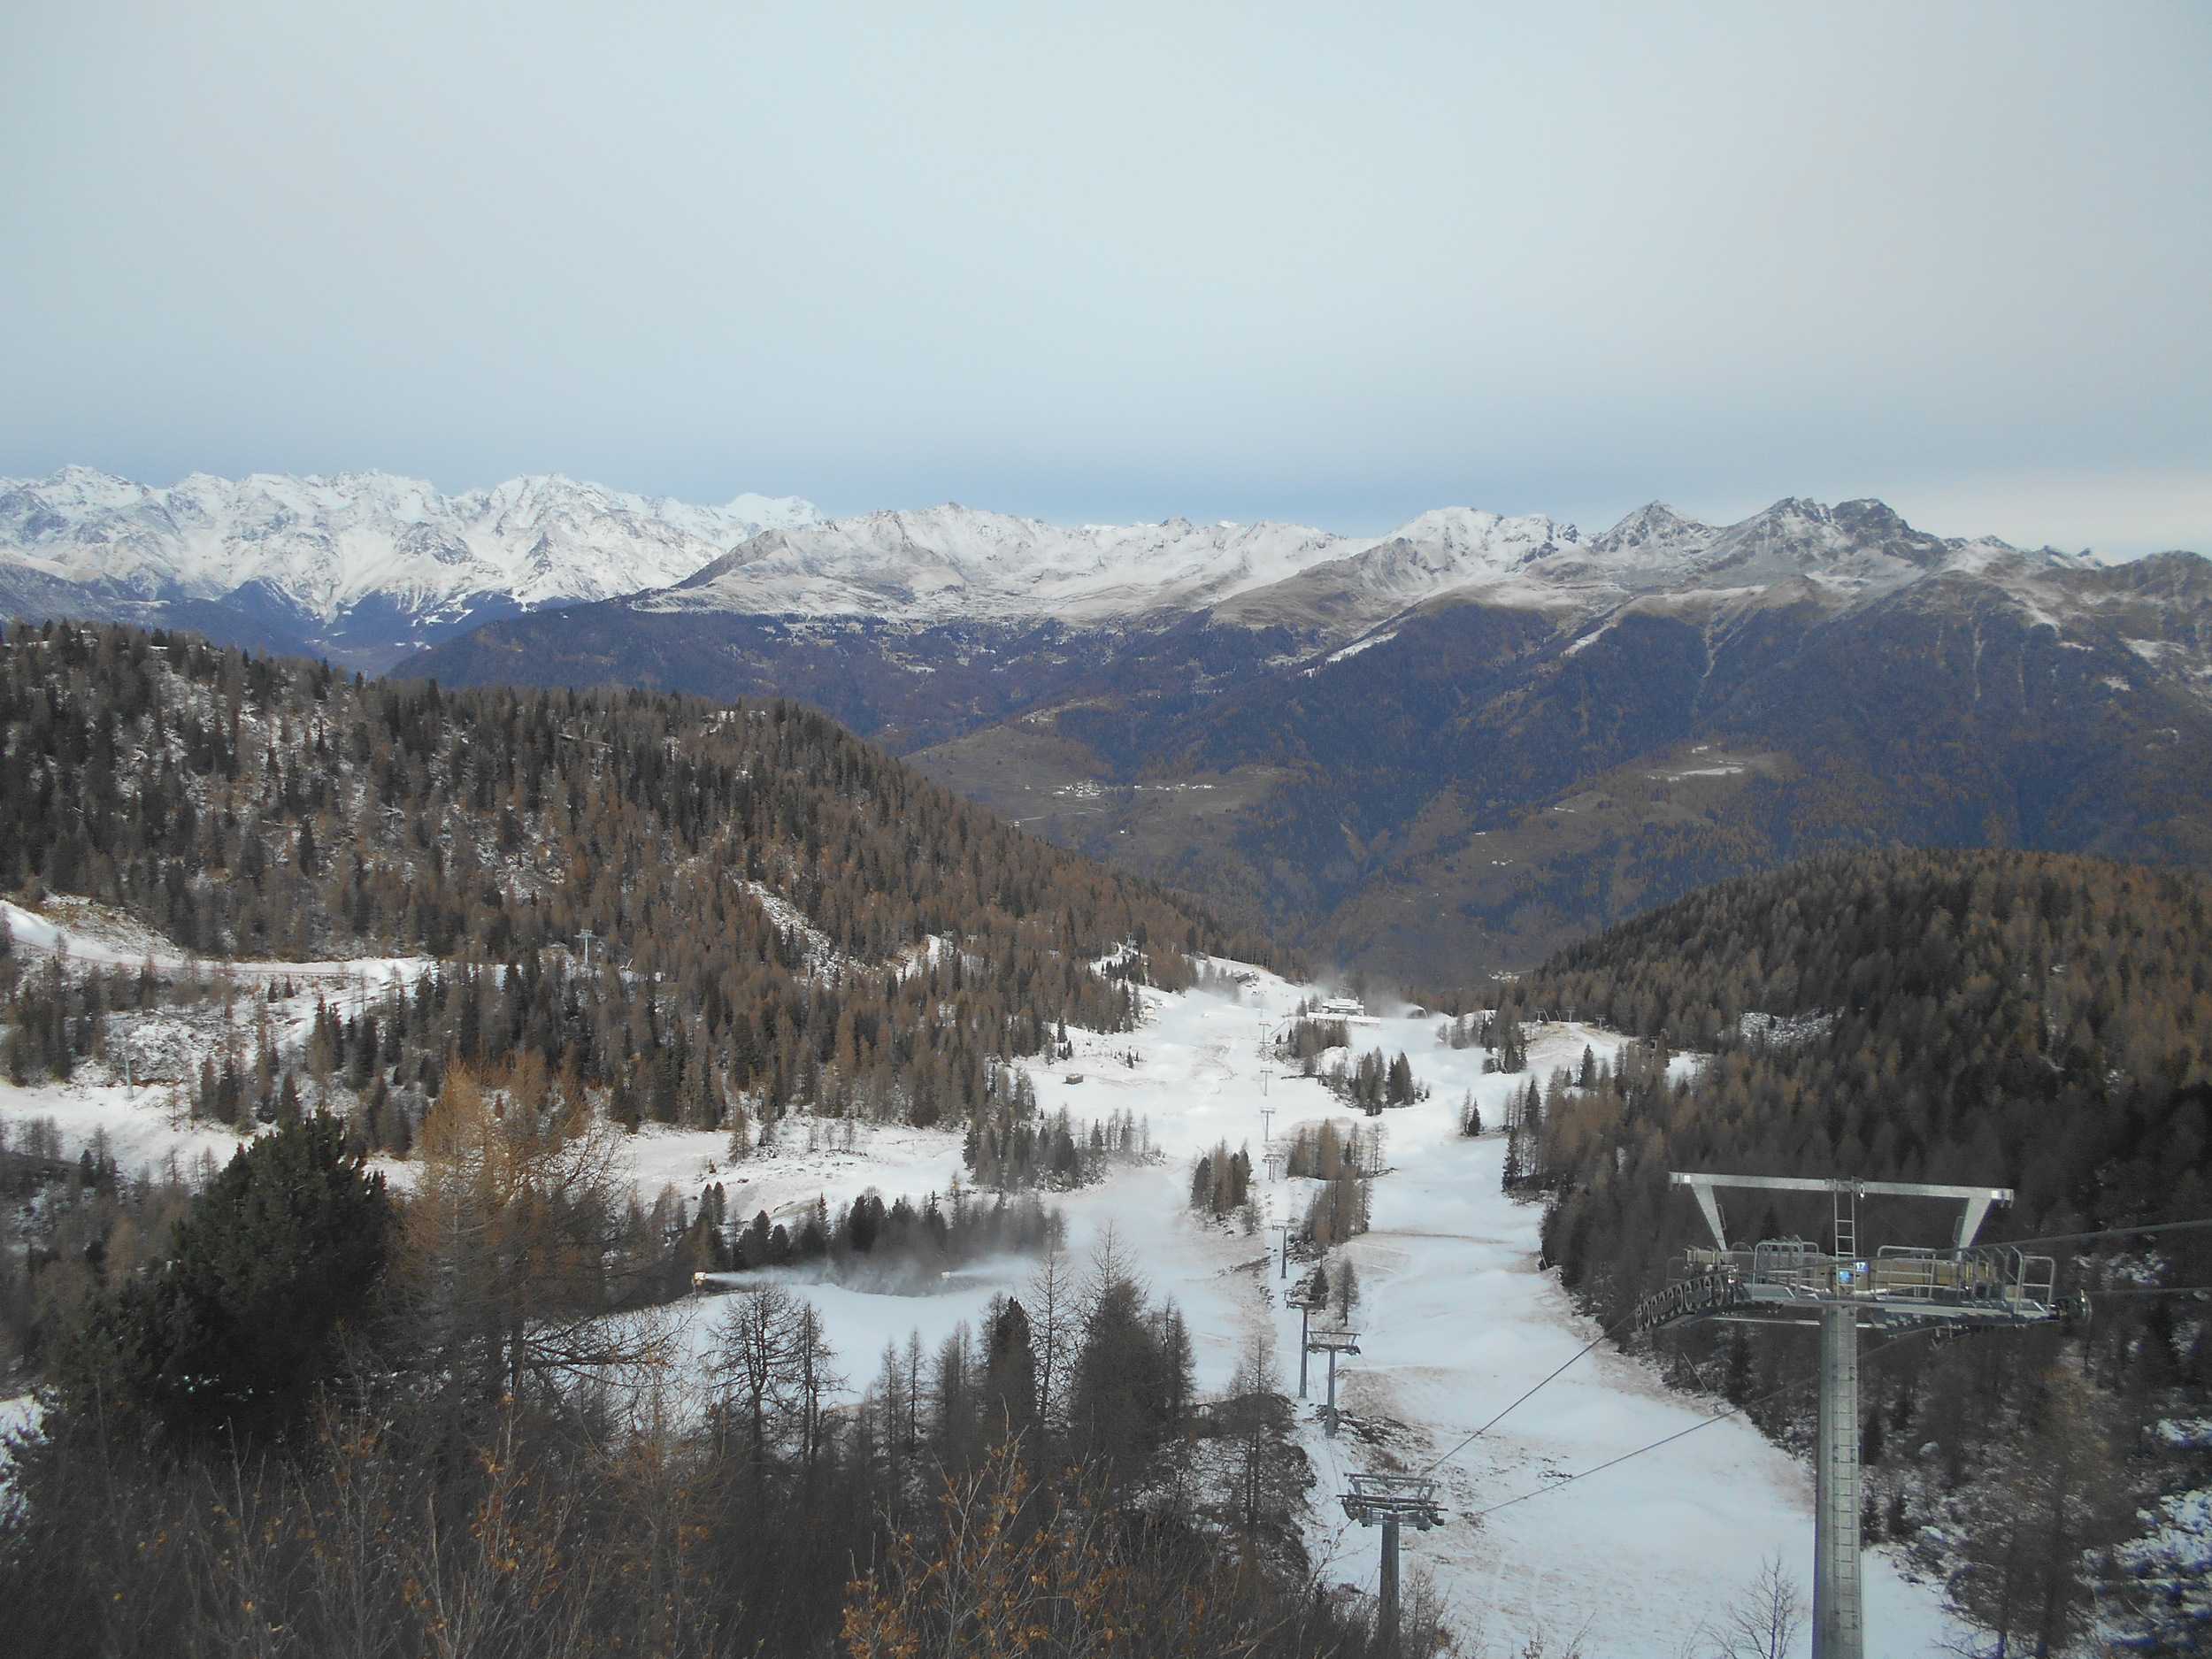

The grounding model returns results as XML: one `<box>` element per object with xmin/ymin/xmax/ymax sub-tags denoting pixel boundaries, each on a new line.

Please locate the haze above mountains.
<box><xmin>6</xmin><ymin>465</ymin><xmax>2208</xmax><ymax>983</ymax></box>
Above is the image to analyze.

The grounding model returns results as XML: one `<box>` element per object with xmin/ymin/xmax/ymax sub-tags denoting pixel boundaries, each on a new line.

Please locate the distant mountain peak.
<box><xmin>549</xmin><ymin>486</ymin><xmax>2182</xmax><ymax>641</ymax></box>
<box><xmin>1594</xmin><ymin>502</ymin><xmax>1711</xmax><ymax>556</ymax></box>
<box><xmin>0</xmin><ymin>466</ymin><xmax>819</xmax><ymax>669</ymax></box>
<box><xmin>7</xmin><ymin>472</ymin><xmax>2193</xmax><ymax>675</ymax></box>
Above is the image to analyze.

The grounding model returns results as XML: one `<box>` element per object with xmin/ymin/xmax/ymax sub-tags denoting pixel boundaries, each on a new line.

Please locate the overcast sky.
<box><xmin>3</xmin><ymin>2</ymin><xmax>2206</xmax><ymax>553</ymax></box>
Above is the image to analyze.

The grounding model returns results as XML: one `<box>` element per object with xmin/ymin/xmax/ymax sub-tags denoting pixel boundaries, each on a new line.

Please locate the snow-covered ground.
<box><xmin>668</xmin><ymin>975</ymin><xmax>1962</xmax><ymax>1655</ymax></box>
<box><xmin>4</xmin><ymin>897</ymin><xmax>430</xmax><ymax>988</ymax></box>
<box><xmin>1</xmin><ymin>896</ymin><xmax>440</xmax><ymax>1183</ymax></box>
<box><xmin>0</xmin><ymin>957</ymin><xmax>1963</xmax><ymax>1655</ymax></box>
<box><xmin>623</xmin><ymin>1114</ymin><xmax>972</xmax><ymax>1230</ymax></box>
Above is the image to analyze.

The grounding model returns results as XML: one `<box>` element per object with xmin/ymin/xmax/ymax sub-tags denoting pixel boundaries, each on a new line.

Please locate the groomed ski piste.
<box><xmin>0</xmin><ymin>931</ymin><xmax>1963</xmax><ymax>1655</ymax></box>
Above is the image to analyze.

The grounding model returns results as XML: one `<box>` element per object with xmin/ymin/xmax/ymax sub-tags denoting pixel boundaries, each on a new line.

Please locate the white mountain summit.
<box><xmin>0</xmin><ymin>466</ymin><xmax>819</xmax><ymax>666</ymax></box>
<box><xmin>650</xmin><ymin>498</ymin><xmax>1689</xmax><ymax>626</ymax></box>
<box><xmin>649</xmin><ymin>494</ymin><xmax>2066</xmax><ymax>645</ymax></box>
<box><xmin>1</xmin><ymin>467</ymin><xmax>2113</xmax><ymax>668</ymax></box>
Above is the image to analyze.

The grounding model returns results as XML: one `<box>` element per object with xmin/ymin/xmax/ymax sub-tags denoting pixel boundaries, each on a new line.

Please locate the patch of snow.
<box><xmin>1739</xmin><ymin>1010</ymin><xmax>1838</xmax><ymax>1047</ymax></box>
<box><xmin>3</xmin><ymin>896</ymin><xmax>432</xmax><ymax>987</ymax></box>
<box><xmin>2107</xmin><ymin>1486</ymin><xmax>2212</xmax><ymax>1649</ymax></box>
<box><xmin>623</xmin><ymin>1118</ymin><xmax>977</xmax><ymax>1248</ymax></box>
<box><xmin>736</xmin><ymin>879</ymin><xmax>841</xmax><ymax>970</ymax></box>
<box><xmin>1</xmin><ymin>1077</ymin><xmax>269</xmax><ymax>1185</ymax></box>
<box><xmin>0</xmin><ymin>1393</ymin><xmax>43</xmax><ymax>1497</ymax></box>
<box><xmin>1324</xmin><ymin>631</ymin><xmax>1398</xmax><ymax>665</ymax></box>
<box><xmin>2126</xmin><ymin>638</ymin><xmax>2186</xmax><ymax>664</ymax></box>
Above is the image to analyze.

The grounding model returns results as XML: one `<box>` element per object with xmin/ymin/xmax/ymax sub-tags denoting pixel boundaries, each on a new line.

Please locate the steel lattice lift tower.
<box><xmin>1286</xmin><ymin>1277</ymin><xmax>1326</xmax><ymax>1398</ymax></box>
<box><xmin>1307</xmin><ymin>1326</ymin><xmax>1360</xmax><ymax>1437</ymax></box>
<box><xmin>1340</xmin><ymin>1472</ymin><xmax>1443</xmax><ymax>1656</ymax></box>
<box><xmin>1637</xmin><ymin>1172</ymin><xmax>2063</xmax><ymax>1659</ymax></box>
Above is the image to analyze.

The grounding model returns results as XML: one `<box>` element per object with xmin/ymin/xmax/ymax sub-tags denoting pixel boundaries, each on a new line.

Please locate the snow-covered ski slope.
<box><xmin>0</xmin><ymin>955</ymin><xmax>1962</xmax><ymax>1652</ymax></box>
<box><xmin>663</xmin><ymin>971</ymin><xmax>1960</xmax><ymax>1654</ymax></box>
<box><xmin>1001</xmin><ymin>975</ymin><xmax>1959</xmax><ymax>1655</ymax></box>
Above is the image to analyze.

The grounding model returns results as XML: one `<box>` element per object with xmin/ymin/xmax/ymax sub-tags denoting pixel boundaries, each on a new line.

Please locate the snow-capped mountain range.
<box><xmin>652</xmin><ymin>495</ymin><xmax>2084</xmax><ymax>638</ymax></box>
<box><xmin>0</xmin><ymin>465</ymin><xmax>2167</xmax><ymax>672</ymax></box>
<box><xmin>0</xmin><ymin>466</ymin><xmax>818</xmax><ymax>667</ymax></box>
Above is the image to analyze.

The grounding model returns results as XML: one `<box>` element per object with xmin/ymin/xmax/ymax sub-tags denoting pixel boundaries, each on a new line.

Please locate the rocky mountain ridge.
<box><xmin>0</xmin><ymin>466</ymin><xmax>818</xmax><ymax>669</ymax></box>
<box><xmin>652</xmin><ymin>494</ymin><xmax>2101</xmax><ymax>642</ymax></box>
<box><xmin>7</xmin><ymin>469</ymin><xmax>2139</xmax><ymax>675</ymax></box>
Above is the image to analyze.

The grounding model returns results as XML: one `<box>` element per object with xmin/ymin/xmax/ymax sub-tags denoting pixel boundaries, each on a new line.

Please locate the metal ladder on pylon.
<box><xmin>1833</xmin><ymin>1181</ymin><xmax>1857</xmax><ymax>1280</ymax></box>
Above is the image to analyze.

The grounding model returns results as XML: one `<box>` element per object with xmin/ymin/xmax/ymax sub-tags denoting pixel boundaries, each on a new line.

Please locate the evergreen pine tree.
<box><xmin>59</xmin><ymin>1112</ymin><xmax>389</xmax><ymax>1442</ymax></box>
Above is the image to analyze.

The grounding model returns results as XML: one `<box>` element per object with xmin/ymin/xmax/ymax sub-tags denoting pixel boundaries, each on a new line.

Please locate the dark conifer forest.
<box><xmin>1478</xmin><ymin>849</ymin><xmax>2211</xmax><ymax>1259</ymax></box>
<box><xmin>0</xmin><ymin>616</ymin><xmax>1293</xmax><ymax>1126</ymax></box>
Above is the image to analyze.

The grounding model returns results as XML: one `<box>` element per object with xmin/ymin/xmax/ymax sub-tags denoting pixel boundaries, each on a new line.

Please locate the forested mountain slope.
<box><xmin>408</xmin><ymin>503</ymin><xmax>2212</xmax><ymax>985</ymax></box>
<box><xmin>1483</xmin><ymin>849</ymin><xmax>2210</xmax><ymax>1249</ymax></box>
<box><xmin>17</xmin><ymin>483</ymin><xmax>2211</xmax><ymax>987</ymax></box>
<box><xmin>1270</xmin><ymin>550</ymin><xmax>2212</xmax><ymax>980</ymax></box>
<box><xmin>1</xmin><ymin>617</ymin><xmax>1291</xmax><ymax>1130</ymax></box>
<box><xmin>1464</xmin><ymin>848</ymin><xmax>2209</xmax><ymax>1648</ymax></box>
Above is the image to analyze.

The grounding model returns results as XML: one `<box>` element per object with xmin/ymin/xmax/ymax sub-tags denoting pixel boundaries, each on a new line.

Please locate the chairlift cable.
<box><xmin>1411</xmin><ymin>1214</ymin><xmax>2208</xmax><ymax>1489</ymax></box>
<box><xmin>1987</xmin><ymin>1217</ymin><xmax>2212</xmax><ymax>1251</ymax></box>
<box><xmin>1417</xmin><ymin>1288</ymin><xmax>1946</xmax><ymax>1481</ymax></box>
<box><xmin>1459</xmin><ymin>1328</ymin><xmax>1937</xmax><ymax>1519</ymax></box>
<box><xmin>1417</xmin><ymin>1314</ymin><xmax>1638</xmax><ymax>1475</ymax></box>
